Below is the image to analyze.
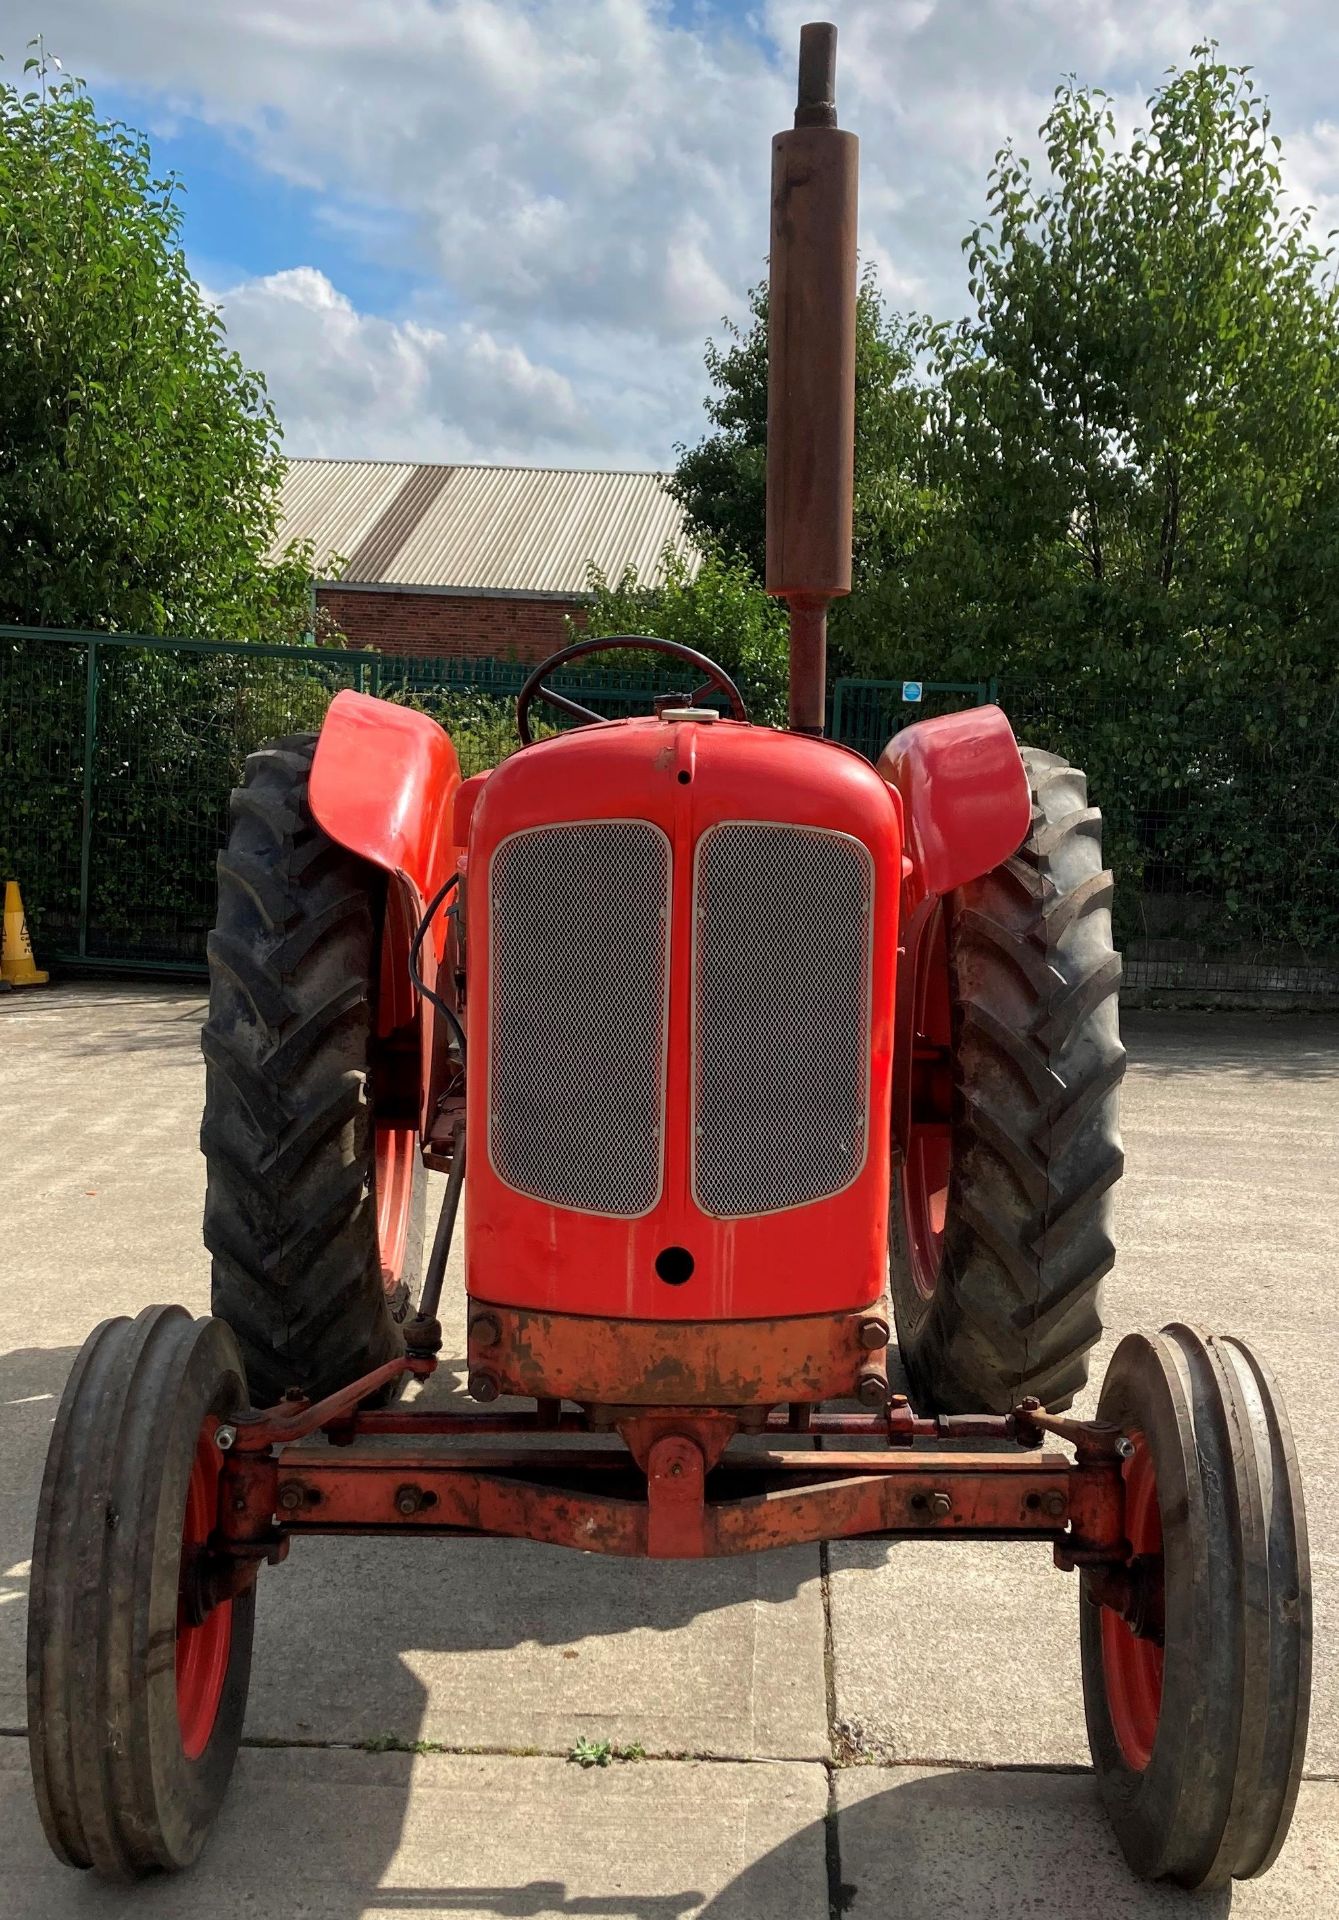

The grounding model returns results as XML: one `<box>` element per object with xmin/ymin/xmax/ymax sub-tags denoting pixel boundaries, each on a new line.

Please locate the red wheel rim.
<box><xmin>1100</xmin><ymin>1432</ymin><xmax>1165</xmax><ymax>1771</ymax></box>
<box><xmin>373</xmin><ymin>905</ymin><xmax>417</xmax><ymax>1290</ymax></box>
<box><xmin>176</xmin><ymin>1417</ymin><xmax>233</xmax><ymax>1761</ymax></box>
<box><xmin>903</xmin><ymin>902</ymin><xmax>954</xmax><ymax>1300</ymax></box>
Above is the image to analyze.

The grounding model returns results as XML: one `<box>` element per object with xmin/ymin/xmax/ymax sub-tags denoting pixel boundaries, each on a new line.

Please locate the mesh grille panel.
<box><xmin>694</xmin><ymin>823</ymin><xmax>872</xmax><ymax>1218</ymax></box>
<box><xmin>489</xmin><ymin>821</ymin><xmax>669</xmax><ymax>1215</ymax></box>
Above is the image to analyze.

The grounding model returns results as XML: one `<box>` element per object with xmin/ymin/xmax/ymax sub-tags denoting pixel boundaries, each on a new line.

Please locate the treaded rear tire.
<box><xmin>890</xmin><ymin>744</ymin><xmax>1125</xmax><ymax>1412</ymax></box>
<box><xmin>201</xmin><ymin>734</ymin><xmax>423</xmax><ymax>1406</ymax></box>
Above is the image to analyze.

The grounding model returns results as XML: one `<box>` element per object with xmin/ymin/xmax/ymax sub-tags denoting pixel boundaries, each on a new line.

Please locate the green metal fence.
<box><xmin>832</xmin><ymin>675</ymin><xmax>1339</xmax><ymax>1001</ymax></box>
<box><xmin>829</xmin><ymin>677</ymin><xmax>996</xmax><ymax>758</ymax></box>
<box><xmin>3</xmin><ymin>627</ymin><xmax>1335</xmax><ymax>998</ymax></box>
<box><xmin>0</xmin><ymin>626</ymin><xmax>683</xmax><ymax>973</ymax></box>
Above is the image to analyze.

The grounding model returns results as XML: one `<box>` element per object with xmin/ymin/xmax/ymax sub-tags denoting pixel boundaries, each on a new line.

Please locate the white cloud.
<box><xmin>7</xmin><ymin>0</ymin><xmax>1339</xmax><ymax>463</ymax></box>
<box><xmin>209</xmin><ymin>267</ymin><xmax>595</xmax><ymax>461</ymax></box>
<box><xmin>1284</xmin><ymin>121</ymin><xmax>1339</xmax><ymax>239</ymax></box>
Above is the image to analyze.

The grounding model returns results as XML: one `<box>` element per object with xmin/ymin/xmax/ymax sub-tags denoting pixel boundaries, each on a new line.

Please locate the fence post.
<box><xmin>77</xmin><ymin>640</ymin><xmax>99</xmax><ymax>958</ymax></box>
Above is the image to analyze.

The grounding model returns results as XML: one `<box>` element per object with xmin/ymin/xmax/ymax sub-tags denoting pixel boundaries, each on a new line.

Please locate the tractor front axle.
<box><xmin>207</xmin><ymin>1353</ymin><xmax>1129</xmax><ymax>1570</ymax></box>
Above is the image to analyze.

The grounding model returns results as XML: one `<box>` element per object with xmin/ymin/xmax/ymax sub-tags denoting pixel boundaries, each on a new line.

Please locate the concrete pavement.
<box><xmin>1</xmin><ymin>986</ymin><xmax>1336</xmax><ymax>1917</ymax></box>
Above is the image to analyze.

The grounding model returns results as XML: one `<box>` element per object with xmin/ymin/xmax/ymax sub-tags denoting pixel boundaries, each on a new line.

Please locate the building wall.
<box><xmin>318</xmin><ymin>586</ymin><xmax>586</xmax><ymax>661</ymax></box>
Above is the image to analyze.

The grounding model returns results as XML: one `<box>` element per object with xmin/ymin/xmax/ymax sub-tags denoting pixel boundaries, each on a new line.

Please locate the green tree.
<box><xmin>668</xmin><ymin>269</ymin><xmax>927</xmax><ymax>598</ymax></box>
<box><xmin>0</xmin><ymin>51</ymin><xmax>319</xmax><ymax>638</ymax></box>
<box><xmin>866</xmin><ymin>47</ymin><xmax>1339</xmax><ymax>684</ymax></box>
<box><xmin>578</xmin><ymin>546</ymin><xmax>791</xmax><ymax>725</ymax></box>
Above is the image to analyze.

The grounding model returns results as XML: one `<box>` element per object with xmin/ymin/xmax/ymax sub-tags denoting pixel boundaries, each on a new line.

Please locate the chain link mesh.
<box><xmin>693</xmin><ymin>822</ymin><xmax>873</xmax><ymax>1218</ymax></box>
<box><xmin>488</xmin><ymin>820</ymin><xmax>671</xmax><ymax>1216</ymax></box>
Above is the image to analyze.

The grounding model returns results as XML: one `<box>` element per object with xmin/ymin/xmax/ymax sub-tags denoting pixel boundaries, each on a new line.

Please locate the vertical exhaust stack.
<box><xmin>766</xmin><ymin>21</ymin><xmax>858</xmax><ymax>735</ymax></box>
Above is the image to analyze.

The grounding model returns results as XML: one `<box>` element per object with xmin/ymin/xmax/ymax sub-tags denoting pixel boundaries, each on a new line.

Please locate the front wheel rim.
<box><xmin>176</xmin><ymin>1417</ymin><xmax>233</xmax><ymax>1761</ymax></box>
<box><xmin>903</xmin><ymin>901</ymin><xmax>954</xmax><ymax>1300</ymax></box>
<box><xmin>1099</xmin><ymin>1432</ymin><xmax>1165</xmax><ymax>1772</ymax></box>
<box><xmin>373</xmin><ymin>903</ymin><xmax>418</xmax><ymax>1291</ymax></box>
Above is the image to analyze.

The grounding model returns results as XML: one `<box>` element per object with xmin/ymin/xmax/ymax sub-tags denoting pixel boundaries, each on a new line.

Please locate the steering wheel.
<box><xmin>515</xmin><ymin>635</ymin><xmax>749</xmax><ymax>745</ymax></box>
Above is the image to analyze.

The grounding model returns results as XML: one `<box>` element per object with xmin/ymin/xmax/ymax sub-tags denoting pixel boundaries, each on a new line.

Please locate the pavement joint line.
<box><xmin>4</xmin><ymin>1726</ymin><xmax>1337</xmax><ymax>1783</ymax></box>
<box><xmin>818</xmin><ymin>1538</ymin><xmax>848</xmax><ymax>1918</ymax></box>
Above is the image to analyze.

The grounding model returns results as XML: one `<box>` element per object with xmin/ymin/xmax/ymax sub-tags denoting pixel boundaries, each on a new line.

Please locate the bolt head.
<box><xmin>1115</xmin><ymin>1436</ymin><xmax>1136</xmax><ymax>1460</ymax></box>
<box><xmin>1043</xmin><ymin>1490</ymin><xmax>1068</xmax><ymax>1519</ymax></box>
<box><xmin>469</xmin><ymin>1313</ymin><xmax>501</xmax><ymax>1349</ymax></box>
<box><xmin>214</xmin><ymin>1423</ymin><xmax>237</xmax><ymax>1452</ymax></box>
<box><xmin>928</xmin><ymin>1492</ymin><xmax>952</xmax><ymax>1519</ymax></box>
<box><xmin>858</xmin><ymin>1318</ymin><xmax>890</xmax><ymax>1352</ymax></box>
<box><xmin>278</xmin><ymin>1482</ymin><xmax>304</xmax><ymax>1512</ymax></box>
<box><xmin>395</xmin><ymin>1486</ymin><xmax>423</xmax><ymax>1516</ymax></box>
<box><xmin>857</xmin><ymin>1374</ymin><xmax>888</xmax><ymax>1408</ymax></box>
<box><xmin>467</xmin><ymin>1369</ymin><xmax>500</xmax><ymax>1404</ymax></box>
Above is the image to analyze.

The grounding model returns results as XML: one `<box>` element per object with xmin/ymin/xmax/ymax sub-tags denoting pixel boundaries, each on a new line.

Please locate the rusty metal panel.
<box><xmin>240</xmin><ymin>1446</ymin><xmax>1124</xmax><ymax>1563</ymax></box>
<box><xmin>466</xmin><ymin>1300</ymin><xmax>872</xmax><ymax>1406</ymax></box>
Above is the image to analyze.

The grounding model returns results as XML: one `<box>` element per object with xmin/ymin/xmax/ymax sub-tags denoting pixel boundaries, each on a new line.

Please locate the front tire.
<box><xmin>28</xmin><ymin>1309</ymin><xmax>255</xmax><ymax>1877</ymax></box>
<box><xmin>890</xmin><ymin>745</ymin><xmax>1124</xmax><ymax>1412</ymax></box>
<box><xmin>1081</xmin><ymin>1325</ymin><xmax>1311</xmax><ymax>1886</ymax></box>
<box><xmin>201</xmin><ymin>736</ymin><xmax>426</xmax><ymax>1405</ymax></box>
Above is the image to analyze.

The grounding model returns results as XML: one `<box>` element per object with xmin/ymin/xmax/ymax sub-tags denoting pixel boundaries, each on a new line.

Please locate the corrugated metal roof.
<box><xmin>270</xmin><ymin>459</ymin><xmax>700</xmax><ymax>595</ymax></box>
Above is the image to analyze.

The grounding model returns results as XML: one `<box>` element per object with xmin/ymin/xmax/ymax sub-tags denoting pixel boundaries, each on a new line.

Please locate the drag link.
<box><xmin>1011</xmin><ymin>1397</ymin><xmax>1132</xmax><ymax>1462</ymax></box>
<box><xmin>230</xmin><ymin>1352</ymin><xmax>438</xmax><ymax>1450</ymax></box>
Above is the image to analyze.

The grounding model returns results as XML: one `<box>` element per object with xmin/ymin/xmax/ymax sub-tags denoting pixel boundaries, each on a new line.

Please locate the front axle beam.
<box><xmin>220</xmin><ymin>1439</ymin><xmax>1124</xmax><ymax>1562</ymax></box>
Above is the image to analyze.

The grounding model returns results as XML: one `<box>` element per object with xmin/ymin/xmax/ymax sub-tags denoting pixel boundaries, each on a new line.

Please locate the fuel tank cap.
<box><xmin>659</xmin><ymin>707</ymin><xmax>718</xmax><ymax>723</ymax></box>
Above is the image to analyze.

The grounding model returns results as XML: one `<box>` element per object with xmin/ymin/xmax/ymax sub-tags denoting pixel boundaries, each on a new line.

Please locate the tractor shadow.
<box><xmin>0</xmin><ymin>1348</ymin><xmax>1245</xmax><ymax>1920</ymax></box>
<box><xmin>0</xmin><ymin>1341</ymin><xmax>814</xmax><ymax>1920</ymax></box>
<box><xmin>243</xmin><ymin>1347</ymin><xmax>831</xmax><ymax>1753</ymax></box>
<box><xmin>692</xmin><ymin>1767</ymin><xmax>1235</xmax><ymax>1920</ymax></box>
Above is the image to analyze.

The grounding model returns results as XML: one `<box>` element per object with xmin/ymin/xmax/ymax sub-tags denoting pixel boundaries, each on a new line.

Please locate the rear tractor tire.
<box><xmin>202</xmin><ymin>734</ymin><xmax>426</xmax><ymax>1406</ymax></box>
<box><xmin>28</xmin><ymin>1308</ymin><xmax>255</xmax><ymax>1877</ymax></box>
<box><xmin>890</xmin><ymin>745</ymin><xmax>1124</xmax><ymax>1412</ymax></box>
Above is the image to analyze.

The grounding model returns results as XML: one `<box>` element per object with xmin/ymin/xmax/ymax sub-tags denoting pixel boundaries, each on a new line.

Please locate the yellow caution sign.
<box><xmin>2</xmin><ymin>880</ymin><xmax>49</xmax><ymax>986</ymax></box>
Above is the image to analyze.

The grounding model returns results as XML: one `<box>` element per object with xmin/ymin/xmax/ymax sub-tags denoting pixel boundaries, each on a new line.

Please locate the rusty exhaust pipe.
<box><xmin>766</xmin><ymin>21</ymin><xmax>858</xmax><ymax>736</ymax></box>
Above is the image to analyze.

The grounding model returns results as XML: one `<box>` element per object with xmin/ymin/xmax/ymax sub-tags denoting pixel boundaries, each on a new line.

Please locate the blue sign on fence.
<box><xmin>901</xmin><ymin>680</ymin><xmax>923</xmax><ymax>703</ymax></box>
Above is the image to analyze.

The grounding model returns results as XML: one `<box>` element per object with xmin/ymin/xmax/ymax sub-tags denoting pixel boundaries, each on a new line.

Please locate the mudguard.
<box><xmin>877</xmin><ymin>704</ymin><xmax>1030</xmax><ymax>904</ymax></box>
<box><xmin>310</xmin><ymin>691</ymin><xmax>463</xmax><ymax>1129</ymax></box>
<box><xmin>310</xmin><ymin>689</ymin><xmax>462</xmax><ymax>906</ymax></box>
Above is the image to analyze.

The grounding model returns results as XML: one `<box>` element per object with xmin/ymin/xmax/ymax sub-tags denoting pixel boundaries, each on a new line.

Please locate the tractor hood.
<box><xmin>461</xmin><ymin>714</ymin><xmax>902</xmax><ymax>1322</ymax></box>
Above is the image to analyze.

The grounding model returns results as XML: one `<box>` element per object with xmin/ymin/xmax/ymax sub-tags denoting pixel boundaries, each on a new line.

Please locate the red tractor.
<box><xmin>28</xmin><ymin>23</ymin><xmax>1308</xmax><ymax>1893</ymax></box>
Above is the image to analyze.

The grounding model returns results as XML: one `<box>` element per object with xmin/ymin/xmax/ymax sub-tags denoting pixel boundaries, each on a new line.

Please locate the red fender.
<box><xmin>309</xmin><ymin>690</ymin><xmax>463</xmax><ymax>1131</ymax></box>
<box><xmin>878</xmin><ymin>705</ymin><xmax>1030</xmax><ymax>1169</ymax></box>
<box><xmin>310</xmin><ymin>689</ymin><xmax>462</xmax><ymax>902</ymax></box>
<box><xmin>876</xmin><ymin>705</ymin><xmax>1030</xmax><ymax>906</ymax></box>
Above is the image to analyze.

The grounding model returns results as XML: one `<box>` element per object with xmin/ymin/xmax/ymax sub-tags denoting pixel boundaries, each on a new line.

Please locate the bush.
<box><xmin>580</xmin><ymin>546</ymin><xmax>790</xmax><ymax>726</ymax></box>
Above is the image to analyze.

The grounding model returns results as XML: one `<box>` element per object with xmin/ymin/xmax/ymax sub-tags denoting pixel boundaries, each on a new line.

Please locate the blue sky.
<box><xmin>6</xmin><ymin>2</ymin><xmax>1338</xmax><ymax>468</ymax></box>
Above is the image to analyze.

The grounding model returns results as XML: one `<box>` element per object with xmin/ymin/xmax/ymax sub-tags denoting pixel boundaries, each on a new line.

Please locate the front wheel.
<box><xmin>1081</xmin><ymin>1325</ymin><xmax>1311</xmax><ymax>1887</ymax></box>
<box><xmin>27</xmin><ymin>1308</ymin><xmax>256</xmax><ymax>1877</ymax></box>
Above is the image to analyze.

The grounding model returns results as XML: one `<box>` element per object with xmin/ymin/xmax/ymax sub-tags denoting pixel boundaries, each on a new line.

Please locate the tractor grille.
<box><xmin>488</xmin><ymin>820</ymin><xmax>670</xmax><ymax>1216</ymax></box>
<box><xmin>693</xmin><ymin>823</ymin><xmax>873</xmax><ymax>1218</ymax></box>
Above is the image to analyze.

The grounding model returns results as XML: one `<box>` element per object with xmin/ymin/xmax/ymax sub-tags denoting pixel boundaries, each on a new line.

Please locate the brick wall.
<box><xmin>318</xmin><ymin>587</ymin><xmax>587</xmax><ymax>662</ymax></box>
